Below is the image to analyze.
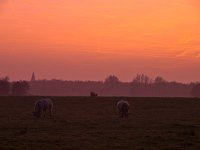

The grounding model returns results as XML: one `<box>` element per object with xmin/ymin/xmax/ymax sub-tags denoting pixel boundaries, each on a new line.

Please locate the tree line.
<box><xmin>0</xmin><ymin>77</ymin><xmax>29</xmax><ymax>96</ymax></box>
<box><xmin>29</xmin><ymin>74</ymin><xmax>200</xmax><ymax>97</ymax></box>
<box><xmin>0</xmin><ymin>74</ymin><xmax>200</xmax><ymax>97</ymax></box>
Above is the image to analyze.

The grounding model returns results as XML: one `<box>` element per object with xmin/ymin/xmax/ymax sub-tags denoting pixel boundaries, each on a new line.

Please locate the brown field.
<box><xmin>0</xmin><ymin>96</ymin><xmax>200</xmax><ymax>150</ymax></box>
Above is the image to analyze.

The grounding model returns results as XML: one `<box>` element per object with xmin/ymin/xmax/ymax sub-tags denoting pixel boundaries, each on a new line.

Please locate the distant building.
<box><xmin>31</xmin><ymin>72</ymin><xmax>36</xmax><ymax>82</ymax></box>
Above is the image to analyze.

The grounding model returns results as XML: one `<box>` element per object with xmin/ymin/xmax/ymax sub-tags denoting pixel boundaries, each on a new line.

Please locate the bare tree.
<box><xmin>130</xmin><ymin>74</ymin><xmax>153</xmax><ymax>96</ymax></box>
<box><xmin>154</xmin><ymin>76</ymin><xmax>166</xmax><ymax>83</ymax></box>
<box><xmin>104</xmin><ymin>75</ymin><xmax>120</xmax><ymax>84</ymax></box>
<box><xmin>133</xmin><ymin>74</ymin><xmax>152</xmax><ymax>84</ymax></box>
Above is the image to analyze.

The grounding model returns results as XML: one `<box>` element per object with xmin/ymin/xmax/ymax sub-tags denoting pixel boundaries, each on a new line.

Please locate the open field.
<box><xmin>0</xmin><ymin>96</ymin><xmax>200</xmax><ymax>150</ymax></box>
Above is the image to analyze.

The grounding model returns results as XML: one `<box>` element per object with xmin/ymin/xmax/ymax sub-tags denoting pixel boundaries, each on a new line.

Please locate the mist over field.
<box><xmin>1</xmin><ymin>74</ymin><xmax>200</xmax><ymax>97</ymax></box>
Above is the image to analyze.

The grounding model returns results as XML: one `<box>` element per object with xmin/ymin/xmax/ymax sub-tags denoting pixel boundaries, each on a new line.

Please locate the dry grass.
<box><xmin>0</xmin><ymin>96</ymin><xmax>200</xmax><ymax>150</ymax></box>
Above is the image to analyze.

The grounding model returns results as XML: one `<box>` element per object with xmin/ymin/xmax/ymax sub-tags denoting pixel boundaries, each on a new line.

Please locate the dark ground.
<box><xmin>0</xmin><ymin>96</ymin><xmax>200</xmax><ymax>150</ymax></box>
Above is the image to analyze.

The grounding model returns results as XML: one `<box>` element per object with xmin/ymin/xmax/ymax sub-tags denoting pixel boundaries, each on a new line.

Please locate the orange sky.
<box><xmin>0</xmin><ymin>0</ymin><xmax>200</xmax><ymax>82</ymax></box>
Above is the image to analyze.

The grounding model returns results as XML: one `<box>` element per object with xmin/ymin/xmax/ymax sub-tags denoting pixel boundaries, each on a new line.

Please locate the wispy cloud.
<box><xmin>175</xmin><ymin>50</ymin><xmax>188</xmax><ymax>58</ymax></box>
<box><xmin>173</xmin><ymin>50</ymin><xmax>200</xmax><ymax>59</ymax></box>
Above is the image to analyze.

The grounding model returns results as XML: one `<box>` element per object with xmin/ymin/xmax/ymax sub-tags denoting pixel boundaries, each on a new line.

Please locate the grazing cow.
<box><xmin>117</xmin><ymin>100</ymin><xmax>130</xmax><ymax>118</ymax></box>
<box><xmin>90</xmin><ymin>92</ymin><xmax>98</xmax><ymax>97</ymax></box>
<box><xmin>33</xmin><ymin>98</ymin><xmax>53</xmax><ymax>118</ymax></box>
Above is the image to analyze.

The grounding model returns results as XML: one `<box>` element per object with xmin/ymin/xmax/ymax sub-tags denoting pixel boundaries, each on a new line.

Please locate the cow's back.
<box><xmin>117</xmin><ymin>100</ymin><xmax>129</xmax><ymax>109</ymax></box>
<box><xmin>34</xmin><ymin>98</ymin><xmax>53</xmax><ymax>112</ymax></box>
<box><xmin>117</xmin><ymin>100</ymin><xmax>129</xmax><ymax>117</ymax></box>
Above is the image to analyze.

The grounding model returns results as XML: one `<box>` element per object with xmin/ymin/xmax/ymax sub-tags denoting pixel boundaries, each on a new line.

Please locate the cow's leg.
<box><xmin>38</xmin><ymin>112</ymin><xmax>41</xmax><ymax>118</ymax></box>
<box><xmin>43</xmin><ymin>109</ymin><xmax>46</xmax><ymax>118</ymax></box>
<box><xmin>49</xmin><ymin>105</ymin><xmax>53</xmax><ymax>118</ymax></box>
<box><xmin>50</xmin><ymin>109</ymin><xmax>52</xmax><ymax>118</ymax></box>
<box><xmin>119</xmin><ymin>110</ymin><xmax>123</xmax><ymax>118</ymax></box>
<box><xmin>36</xmin><ymin>108</ymin><xmax>42</xmax><ymax>118</ymax></box>
<box><xmin>125</xmin><ymin>111</ymin><xmax>129</xmax><ymax>117</ymax></box>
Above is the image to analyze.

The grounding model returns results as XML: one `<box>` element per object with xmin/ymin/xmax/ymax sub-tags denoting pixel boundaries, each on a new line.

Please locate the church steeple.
<box><xmin>31</xmin><ymin>72</ymin><xmax>36</xmax><ymax>82</ymax></box>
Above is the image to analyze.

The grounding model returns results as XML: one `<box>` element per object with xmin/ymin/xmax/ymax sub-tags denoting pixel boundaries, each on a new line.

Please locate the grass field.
<box><xmin>0</xmin><ymin>96</ymin><xmax>200</xmax><ymax>150</ymax></box>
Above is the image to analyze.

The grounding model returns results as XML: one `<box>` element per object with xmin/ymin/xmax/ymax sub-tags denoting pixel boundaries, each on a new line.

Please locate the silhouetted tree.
<box><xmin>0</xmin><ymin>77</ymin><xmax>10</xmax><ymax>95</ymax></box>
<box><xmin>12</xmin><ymin>81</ymin><xmax>29</xmax><ymax>95</ymax></box>
<box><xmin>154</xmin><ymin>76</ymin><xmax>166</xmax><ymax>83</ymax></box>
<box><xmin>104</xmin><ymin>75</ymin><xmax>120</xmax><ymax>84</ymax></box>
<box><xmin>130</xmin><ymin>74</ymin><xmax>153</xmax><ymax>96</ymax></box>
<box><xmin>153</xmin><ymin>76</ymin><xmax>167</xmax><ymax>96</ymax></box>
<box><xmin>104</xmin><ymin>75</ymin><xmax>124</xmax><ymax>96</ymax></box>
<box><xmin>133</xmin><ymin>74</ymin><xmax>152</xmax><ymax>85</ymax></box>
<box><xmin>27</xmin><ymin>74</ymin><xmax>195</xmax><ymax>97</ymax></box>
<box><xmin>191</xmin><ymin>84</ymin><xmax>200</xmax><ymax>97</ymax></box>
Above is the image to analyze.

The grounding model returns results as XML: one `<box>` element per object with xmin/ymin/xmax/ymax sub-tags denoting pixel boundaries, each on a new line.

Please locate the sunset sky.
<box><xmin>0</xmin><ymin>0</ymin><xmax>200</xmax><ymax>82</ymax></box>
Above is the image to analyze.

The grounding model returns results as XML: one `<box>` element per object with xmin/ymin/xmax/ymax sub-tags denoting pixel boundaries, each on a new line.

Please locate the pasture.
<box><xmin>0</xmin><ymin>96</ymin><xmax>200</xmax><ymax>150</ymax></box>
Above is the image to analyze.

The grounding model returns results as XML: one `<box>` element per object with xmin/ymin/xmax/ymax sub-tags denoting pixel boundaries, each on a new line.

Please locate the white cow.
<box><xmin>33</xmin><ymin>98</ymin><xmax>53</xmax><ymax>118</ymax></box>
<box><xmin>117</xmin><ymin>100</ymin><xmax>130</xmax><ymax>118</ymax></box>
